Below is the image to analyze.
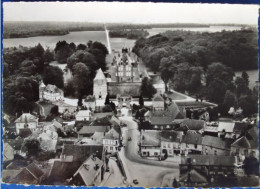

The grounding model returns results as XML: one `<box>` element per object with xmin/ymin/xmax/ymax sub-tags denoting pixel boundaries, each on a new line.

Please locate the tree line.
<box><xmin>3</xmin><ymin>40</ymin><xmax>109</xmax><ymax>117</ymax></box>
<box><xmin>132</xmin><ymin>29</ymin><xmax>258</xmax><ymax>117</ymax></box>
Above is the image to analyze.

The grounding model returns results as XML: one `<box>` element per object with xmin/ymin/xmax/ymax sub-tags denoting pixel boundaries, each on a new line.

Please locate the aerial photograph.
<box><xmin>1</xmin><ymin>2</ymin><xmax>259</xmax><ymax>187</ymax></box>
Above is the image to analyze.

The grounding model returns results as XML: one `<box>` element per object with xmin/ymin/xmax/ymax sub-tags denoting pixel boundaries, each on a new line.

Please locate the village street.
<box><xmin>117</xmin><ymin>113</ymin><xmax>179</xmax><ymax>187</ymax></box>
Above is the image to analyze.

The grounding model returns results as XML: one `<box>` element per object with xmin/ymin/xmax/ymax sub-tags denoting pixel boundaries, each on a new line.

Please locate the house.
<box><xmin>53</xmin><ymin>101</ymin><xmax>77</xmax><ymax>114</ymax></box>
<box><xmin>181</xmin><ymin>131</ymin><xmax>202</xmax><ymax>155</ymax></box>
<box><xmin>48</xmin><ymin>144</ymin><xmax>104</xmax><ymax>184</ymax></box>
<box><xmin>179</xmin><ymin>168</ymin><xmax>208</xmax><ymax>187</ymax></box>
<box><xmin>15</xmin><ymin>113</ymin><xmax>38</xmax><ymax>134</ymax></box>
<box><xmin>179</xmin><ymin>155</ymin><xmax>237</xmax><ymax>187</ymax></box>
<box><xmin>203</xmin><ymin>122</ymin><xmax>218</xmax><ymax>137</ymax></box>
<box><xmin>18</xmin><ymin>128</ymin><xmax>32</xmax><ymax>138</ymax></box>
<box><xmin>233</xmin><ymin>121</ymin><xmax>251</xmax><ymax>138</ymax></box>
<box><xmin>217</xmin><ymin>122</ymin><xmax>235</xmax><ymax>139</ymax></box>
<box><xmin>202</xmin><ymin>135</ymin><xmax>231</xmax><ymax>156</ymax></box>
<box><xmin>39</xmin><ymin>81</ymin><xmax>64</xmax><ymax>102</ymax></box>
<box><xmin>160</xmin><ymin>131</ymin><xmax>183</xmax><ymax>156</ymax></box>
<box><xmin>152</xmin><ymin>93</ymin><xmax>164</xmax><ymax>111</ymax></box>
<box><xmin>2</xmin><ymin>170</ymin><xmax>21</xmax><ymax>183</ymax></box>
<box><xmin>76</xmin><ymin>110</ymin><xmax>92</xmax><ymax>121</ymax></box>
<box><xmin>140</xmin><ymin>130</ymin><xmax>161</xmax><ymax>158</ymax></box>
<box><xmin>78</xmin><ymin>126</ymin><xmax>110</xmax><ymax>138</ymax></box>
<box><xmin>3</xmin><ymin>143</ymin><xmax>14</xmax><ymax>162</ymax></box>
<box><xmin>72</xmin><ymin>154</ymin><xmax>105</xmax><ymax>186</ymax></box>
<box><xmin>4</xmin><ymin>138</ymin><xmax>24</xmax><ymax>157</ymax></box>
<box><xmin>230</xmin><ymin>134</ymin><xmax>259</xmax><ymax>162</ymax></box>
<box><xmin>10</xmin><ymin>163</ymin><xmax>44</xmax><ymax>184</ymax></box>
<box><xmin>83</xmin><ymin>95</ymin><xmax>96</xmax><ymax>111</ymax></box>
<box><xmin>103</xmin><ymin>126</ymin><xmax>121</xmax><ymax>154</ymax></box>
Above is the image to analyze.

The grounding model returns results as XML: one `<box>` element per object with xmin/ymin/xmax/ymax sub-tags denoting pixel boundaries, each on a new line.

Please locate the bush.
<box><xmin>102</xmin><ymin>105</ymin><xmax>113</xmax><ymax>112</ymax></box>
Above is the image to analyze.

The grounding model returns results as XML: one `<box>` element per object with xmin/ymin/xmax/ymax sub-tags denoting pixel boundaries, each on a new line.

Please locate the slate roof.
<box><xmin>73</xmin><ymin>155</ymin><xmax>103</xmax><ymax>186</ymax></box>
<box><xmin>11</xmin><ymin>163</ymin><xmax>44</xmax><ymax>184</ymax></box>
<box><xmin>153</xmin><ymin>93</ymin><xmax>164</xmax><ymax>102</ymax></box>
<box><xmin>2</xmin><ymin>170</ymin><xmax>21</xmax><ymax>183</ymax></box>
<box><xmin>231</xmin><ymin>136</ymin><xmax>251</xmax><ymax>149</ymax></box>
<box><xmin>141</xmin><ymin>130</ymin><xmax>161</xmax><ymax>146</ymax></box>
<box><xmin>202</xmin><ymin>135</ymin><xmax>231</xmax><ymax>150</ymax></box>
<box><xmin>62</xmin><ymin>144</ymin><xmax>104</xmax><ymax>162</ymax></box>
<box><xmin>218</xmin><ymin>122</ymin><xmax>235</xmax><ymax>133</ymax></box>
<box><xmin>160</xmin><ymin>131</ymin><xmax>182</xmax><ymax>143</ymax></box>
<box><xmin>233</xmin><ymin>122</ymin><xmax>250</xmax><ymax>134</ymax></box>
<box><xmin>4</xmin><ymin>139</ymin><xmax>23</xmax><ymax>151</ymax></box>
<box><xmin>78</xmin><ymin>126</ymin><xmax>110</xmax><ymax>135</ymax></box>
<box><xmin>180</xmin><ymin>119</ymin><xmax>205</xmax><ymax>131</ymax></box>
<box><xmin>150</xmin><ymin>116</ymin><xmax>175</xmax><ymax>125</ymax></box>
<box><xmin>179</xmin><ymin>169</ymin><xmax>208</xmax><ymax>183</ymax></box>
<box><xmin>91</xmin><ymin>116</ymin><xmax>112</xmax><ymax>126</ymax></box>
<box><xmin>26</xmin><ymin>163</ymin><xmax>44</xmax><ymax>179</ymax></box>
<box><xmin>181</xmin><ymin>154</ymin><xmax>236</xmax><ymax>166</ymax></box>
<box><xmin>94</xmin><ymin>68</ymin><xmax>106</xmax><ymax>80</ymax></box>
<box><xmin>15</xmin><ymin>113</ymin><xmax>38</xmax><ymax>123</ymax></box>
<box><xmin>182</xmin><ymin>131</ymin><xmax>202</xmax><ymax>145</ymax></box>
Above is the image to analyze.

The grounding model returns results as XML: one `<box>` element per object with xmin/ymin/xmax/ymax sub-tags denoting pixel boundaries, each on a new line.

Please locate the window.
<box><xmin>244</xmin><ymin>149</ymin><xmax>248</xmax><ymax>156</ymax></box>
<box><xmin>110</xmin><ymin>147</ymin><xmax>113</xmax><ymax>150</ymax></box>
<box><xmin>115</xmin><ymin>141</ymin><xmax>118</xmax><ymax>145</ymax></box>
<box><xmin>195</xmin><ymin>144</ymin><xmax>198</xmax><ymax>149</ymax></box>
<box><xmin>154</xmin><ymin>152</ymin><xmax>158</xmax><ymax>156</ymax></box>
<box><xmin>168</xmin><ymin>144</ymin><xmax>171</xmax><ymax>148</ymax></box>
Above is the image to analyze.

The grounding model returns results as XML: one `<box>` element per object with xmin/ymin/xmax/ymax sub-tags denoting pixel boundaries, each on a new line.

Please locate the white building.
<box><xmin>152</xmin><ymin>93</ymin><xmax>165</xmax><ymax>111</ymax></box>
<box><xmin>102</xmin><ymin>126</ymin><xmax>121</xmax><ymax>154</ymax></box>
<box><xmin>76</xmin><ymin>110</ymin><xmax>92</xmax><ymax>121</ymax></box>
<box><xmin>39</xmin><ymin>81</ymin><xmax>64</xmax><ymax>102</ymax></box>
<box><xmin>93</xmin><ymin>69</ymin><xmax>107</xmax><ymax>100</ymax></box>
<box><xmin>15</xmin><ymin>113</ymin><xmax>38</xmax><ymax>134</ymax></box>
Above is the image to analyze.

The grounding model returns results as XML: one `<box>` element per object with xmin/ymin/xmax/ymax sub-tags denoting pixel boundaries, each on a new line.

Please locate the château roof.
<box><xmin>153</xmin><ymin>93</ymin><xmax>164</xmax><ymax>102</ymax></box>
<box><xmin>15</xmin><ymin>113</ymin><xmax>38</xmax><ymax>123</ymax></box>
<box><xmin>94</xmin><ymin>68</ymin><xmax>106</xmax><ymax>80</ymax></box>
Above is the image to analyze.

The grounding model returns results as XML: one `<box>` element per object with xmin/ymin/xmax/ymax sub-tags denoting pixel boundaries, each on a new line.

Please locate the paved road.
<box><xmin>120</xmin><ymin>116</ymin><xmax>179</xmax><ymax>168</ymax></box>
<box><xmin>118</xmin><ymin>116</ymin><xmax>179</xmax><ymax>187</ymax></box>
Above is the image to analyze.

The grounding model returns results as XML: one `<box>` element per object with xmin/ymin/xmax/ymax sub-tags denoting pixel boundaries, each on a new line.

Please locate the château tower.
<box><xmin>93</xmin><ymin>68</ymin><xmax>107</xmax><ymax>99</ymax></box>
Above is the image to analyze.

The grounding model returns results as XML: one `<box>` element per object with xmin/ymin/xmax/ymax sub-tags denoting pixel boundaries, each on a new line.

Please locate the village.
<box><xmin>2</xmin><ymin>44</ymin><xmax>259</xmax><ymax>187</ymax></box>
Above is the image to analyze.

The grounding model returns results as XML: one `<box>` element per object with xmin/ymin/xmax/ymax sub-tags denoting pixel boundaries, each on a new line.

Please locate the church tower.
<box><xmin>93</xmin><ymin>68</ymin><xmax>107</xmax><ymax>99</ymax></box>
<box><xmin>39</xmin><ymin>80</ymin><xmax>46</xmax><ymax>101</ymax></box>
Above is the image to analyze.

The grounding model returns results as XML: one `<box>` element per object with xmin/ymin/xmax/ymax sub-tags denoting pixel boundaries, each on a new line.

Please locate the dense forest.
<box><xmin>3</xmin><ymin>40</ymin><xmax>108</xmax><ymax>117</ymax></box>
<box><xmin>133</xmin><ymin>29</ymin><xmax>258</xmax><ymax>116</ymax></box>
<box><xmin>109</xmin><ymin>29</ymin><xmax>149</xmax><ymax>39</ymax></box>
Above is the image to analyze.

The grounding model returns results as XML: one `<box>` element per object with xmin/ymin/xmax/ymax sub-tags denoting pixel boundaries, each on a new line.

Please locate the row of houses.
<box><xmin>139</xmin><ymin>124</ymin><xmax>258</xmax><ymax>162</ymax></box>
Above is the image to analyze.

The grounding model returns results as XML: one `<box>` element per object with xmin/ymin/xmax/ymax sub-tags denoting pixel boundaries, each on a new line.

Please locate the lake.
<box><xmin>3</xmin><ymin>25</ymin><xmax>243</xmax><ymax>50</ymax></box>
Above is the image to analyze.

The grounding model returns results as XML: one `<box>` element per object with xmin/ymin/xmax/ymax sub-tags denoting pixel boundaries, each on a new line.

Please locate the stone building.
<box><xmin>39</xmin><ymin>81</ymin><xmax>64</xmax><ymax>102</ymax></box>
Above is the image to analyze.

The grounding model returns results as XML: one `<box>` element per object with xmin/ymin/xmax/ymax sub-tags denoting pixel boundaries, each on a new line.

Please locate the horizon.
<box><xmin>3</xmin><ymin>2</ymin><xmax>259</xmax><ymax>25</ymax></box>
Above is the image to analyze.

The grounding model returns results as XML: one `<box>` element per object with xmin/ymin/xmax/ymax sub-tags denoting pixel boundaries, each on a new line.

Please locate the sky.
<box><xmin>3</xmin><ymin>2</ymin><xmax>259</xmax><ymax>25</ymax></box>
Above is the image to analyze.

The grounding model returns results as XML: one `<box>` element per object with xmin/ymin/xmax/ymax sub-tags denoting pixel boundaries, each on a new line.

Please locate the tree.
<box><xmin>139</xmin><ymin>96</ymin><xmax>144</xmax><ymax>107</ymax></box>
<box><xmin>77</xmin><ymin>44</ymin><xmax>87</xmax><ymax>51</ymax></box>
<box><xmin>140</xmin><ymin>77</ymin><xmax>157</xmax><ymax>99</ymax></box>
<box><xmin>237</xmin><ymin>95</ymin><xmax>258</xmax><ymax>116</ymax></box>
<box><xmin>69</xmin><ymin>42</ymin><xmax>76</xmax><ymax>52</ymax></box>
<box><xmin>50</xmin><ymin>105</ymin><xmax>59</xmax><ymax>115</ymax></box>
<box><xmin>54</xmin><ymin>41</ymin><xmax>73</xmax><ymax>63</ymax></box>
<box><xmin>105</xmin><ymin>94</ymin><xmax>110</xmax><ymax>105</ymax></box>
<box><xmin>206</xmin><ymin>62</ymin><xmax>234</xmax><ymax>87</ymax></box>
<box><xmin>235</xmin><ymin>76</ymin><xmax>249</xmax><ymax>97</ymax></box>
<box><xmin>207</xmin><ymin>78</ymin><xmax>227</xmax><ymax>103</ymax></box>
<box><xmin>3</xmin><ymin>63</ymin><xmax>10</xmax><ymax>79</ymax></box>
<box><xmin>241</xmin><ymin>71</ymin><xmax>249</xmax><ymax>87</ymax></box>
<box><xmin>43</xmin><ymin>65</ymin><xmax>64</xmax><ymax>89</ymax></box>
<box><xmin>73</xmin><ymin>63</ymin><xmax>92</xmax><ymax>97</ymax></box>
<box><xmin>21</xmin><ymin>139</ymin><xmax>41</xmax><ymax>156</ymax></box>
<box><xmin>243</xmin><ymin>156</ymin><xmax>259</xmax><ymax>175</ymax></box>
<box><xmin>91</xmin><ymin>41</ymin><xmax>108</xmax><ymax>55</ymax></box>
<box><xmin>44</xmin><ymin>47</ymin><xmax>54</xmax><ymax>63</ymax></box>
<box><xmin>159</xmin><ymin>57</ymin><xmax>176</xmax><ymax>92</ymax></box>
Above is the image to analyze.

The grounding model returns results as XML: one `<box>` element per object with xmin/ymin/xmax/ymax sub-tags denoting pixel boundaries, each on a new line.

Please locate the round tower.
<box><xmin>39</xmin><ymin>80</ymin><xmax>46</xmax><ymax>101</ymax></box>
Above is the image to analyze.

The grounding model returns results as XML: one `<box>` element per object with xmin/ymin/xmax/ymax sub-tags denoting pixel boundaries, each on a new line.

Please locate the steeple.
<box><xmin>94</xmin><ymin>68</ymin><xmax>106</xmax><ymax>81</ymax></box>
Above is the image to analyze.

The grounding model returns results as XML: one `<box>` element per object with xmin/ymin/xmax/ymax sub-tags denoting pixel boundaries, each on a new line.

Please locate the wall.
<box><xmin>202</xmin><ymin>146</ymin><xmax>230</xmax><ymax>156</ymax></box>
<box><xmin>108</xmin><ymin>82</ymin><xmax>141</xmax><ymax>97</ymax></box>
<box><xmin>141</xmin><ymin>147</ymin><xmax>161</xmax><ymax>157</ymax></box>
